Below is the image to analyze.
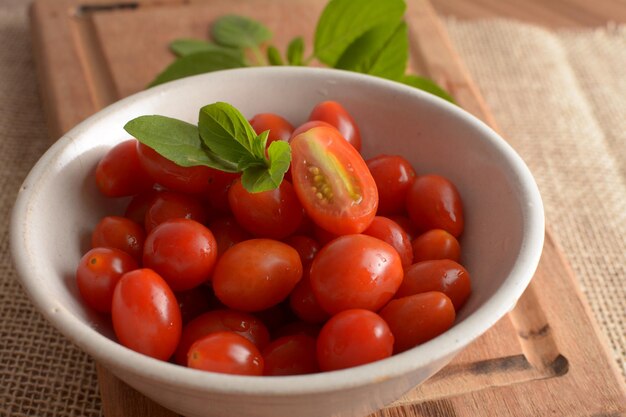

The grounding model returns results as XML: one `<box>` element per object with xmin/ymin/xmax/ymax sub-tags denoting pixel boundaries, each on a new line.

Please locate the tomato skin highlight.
<box><xmin>366</xmin><ymin>155</ymin><xmax>416</xmax><ymax>215</ymax></box>
<box><xmin>262</xmin><ymin>334</ymin><xmax>319</xmax><ymax>376</ymax></box>
<box><xmin>174</xmin><ymin>309</ymin><xmax>270</xmax><ymax>365</ymax></box>
<box><xmin>76</xmin><ymin>247</ymin><xmax>138</xmax><ymax>313</ymax></box>
<box><xmin>308</xmin><ymin>101</ymin><xmax>362</xmax><ymax>151</ymax></box>
<box><xmin>379</xmin><ymin>292</ymin><xmax>456</xmax><ymax>353</ymax></box>
<box><xmin>228</xmin><ymin>179</ymin><xmax>304</xmax><ymax>239</ymax></box>
<box><xmin>406</xmin><ymin>174</ymin><xmax>464</xmax><ymax>237</ymax></box>
<box><xmin>317</xmin><ymin>309</ymin><xmax>393</xmax><ymax>371</ymax></box>
<box><xmin>92</xmin><ymin>216</ymin><xmax>145</xmax><ymax>262</ymax></box>
<box><xmin>396</xmin><ymin>259</ymin><xmax>471</xmax><ymax>310</ymax></box>
<box><xmin>143</xmin><ymin>219</ymin><xmax>218</xmax><ymax>292</ymax></box>
<box><xmin>291</xmin><ymin>126</ymin><xmax>378</xmax><ymax>235</ymax></box>
<box><xmin>95</xmin><ymin>139</ymin><xmax>153</xmax><ymax>198</ymax></box>
<box><xmin>363</xmin><ymin>216</ymin><xmax>414</xmax><ymax>268</ymax></box>
<box><xmin>249</xmin><ymin>113</ymin><xmax>294</xmax><ymax>144</ymax></box>
<box><xmin>212</xmin><ymin>239</ymin><xmax>303</xmax><ymax>312</ymax></box>
<box><xmin>111</xmin><ymin>268</ymin><xmax>182</xmax><ymax>360</ymax></box>
<box><xmin>310</xmin><ymin>234</ymin><xmax>403</xmax><ymax>315</ymax></box>
<box><xmin>412</xmin><ymin>229</ymin><xmax>461</xmax><ymax>263</ymax></box>
<box><xmin>187</xmin><ymin>331</ymin><xmax>264</xmax><ymax>376</ymax></box>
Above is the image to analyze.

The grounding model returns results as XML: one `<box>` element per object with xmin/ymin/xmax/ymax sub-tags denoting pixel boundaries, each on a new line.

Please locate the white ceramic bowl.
<box><xmin>11</xmin><ymin>67</ymin><xmax>544</xmax><ymax>417</ymax></box>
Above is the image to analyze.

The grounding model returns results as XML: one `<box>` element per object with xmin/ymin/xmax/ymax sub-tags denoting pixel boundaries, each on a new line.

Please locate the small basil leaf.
<box><xmin>148</xmin><ymin>50</ymin><xmax>245</xmax><ymax>87</ymax></box>
<box><xmin>267</xmin><ymin>45</ymin><xmax>284</xmax><ymax>65</ymax></box>
<box><xmin>314</xmin><ymin>0</ymin><xmax>405</xmax><ymax>67</ymax></box>
<box><xmin>169</xmin><ymin>39</ymin><xmax>244</xmax><ymax>59</ymax></box>
<box><xmin>253</xmin><ymin>130</ymin><xmax>270</xmax><ymax>158</ymax></box>
<box><xmin>400</xmin><ymin>75</ymin><xmax>456</xmax><ymax>104</ymax></box>
<box><xmin>124</xmin><ymin>115</ymin><xmax>237</xmax><ymax>172</ymax></box>
<box><xmin>198</xmin><ymin>102</ymin><xmax>259</xmax><ymax>164</ymax></box>
<box><xmin>240</xmin><ymin>140</ymin><xmax>291</xmax><ymax>193</ymax></box>
<box><xmin>287</xmin><ymin>37</ymin><xmax>304</xmax><ymax>65</ymax></box>
<box><xmin>212</xmin><ymin>15</ymin><xmax>272</xmax><ymax>48</ymax></box>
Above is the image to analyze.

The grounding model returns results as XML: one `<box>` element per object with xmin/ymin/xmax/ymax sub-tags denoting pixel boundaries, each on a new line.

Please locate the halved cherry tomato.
<box><xmin>187</xmin><ymin>331</ymin><xmax>263</xmax><ymax>376</ymax></box>
<box><xmin>406</xmin><ymin>174</ymin><xmax>464</xmax><ymax>237</ymax></box>
<box><xmin>212</xmin><ymin>239</ymin><xmax>303</xmax><ymax>312</ymax></box>
<box><xmin>95</xmin><ymin>139</ymin><xmax>153</xmax><ymax>198</ymax></box>
<box><xmin>366</xmin><ymin>154</ymin><xmax>416</xmax><ymax>215</ymax></box>
<box><xmin>308</xmin><ymin>101</ymin><xmax>362</xmax><ymax>151</ymax></box>
<box><xmin>396</xmin><ymin>259</ymin><xmax>471</xmax><ymax>310</ymax></box>
<box><xmin>363</xmin><ymin>216</ymin><xmax>413</xmax><ymax>267</ymax></box>
<box><xmin>412</xmin><ymin>229</ymin><xmax>461</xmax><ymax>263</ymax></box>
<box><xmin>91</xmin><ymin>216</ymin><xmax>145</xmax><ymax>262</ymax></box>
<box><xmin>174</xmin><ymin>309</ymin><xmax>270</xmax><ymax>365</ymax></box>
<box><xmin>310</xmin><ymin>234</ymin><xmax>403</xmax><ymax>314</ymax></box>
<box><xmin>380</xmin><ymin>292</ymin><xmax>455</xmax><ymax>353</ymax></box>
<box><xmin>111</xmin><ymin>268</ymin><xmax>182</xmax><ymax>360</ymax></box>
<box><xmin>317</xmin><ymin>309</ymin><xmax>393</xmax><ymax>371</ymax></box>
<box><xmin>228</xmin><ymin>179</ymin><xmax>303</xmax><ymax>239</ymax></box>
<box><xmin>262</xmin><ymin>334</ymin><xmax>319</xmax><ymax>376</ymax></box>
<box><xmin>144</xmin><ymin>191</ymin><xmax>209</xmax><ymax>233</ymax></box>
<box><xmin>249</xmin><ymin>113</ymin><xmax>294</xmax><ymax>144</ymax></box>
<box><xmin>76</xmin><ymin>247</ymin><xmax>138</xmax><ymax>313</ymax></box>
<box><xmin>143</xmin><ymin>219</ymin><xmax>217</xmax><ymax>291</ymax></box>
<box><xmin>290</xmin><ymin>120</ymin><xmax>336</xmax><ymax>139</ymax></box>
<box><xmin>290</xmin><ymin>126</ymin><xmax>377</xmax><ymax>235</ymax></box>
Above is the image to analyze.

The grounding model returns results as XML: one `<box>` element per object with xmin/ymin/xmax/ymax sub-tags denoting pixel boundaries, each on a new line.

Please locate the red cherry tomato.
<box><xmin>174</xmin><ymin>309</ymin><xmax>270</xmax><ymax>365</ymax></box>
<box><xmin>136</xmin><ymin>142</ymin><xmax>217</xmax><ymax>194</ymax></box>
<box><xmin>175</xmin><ymin>286</ymin><xmax>212</xmax><ymax>324</ymax></box>
<box><xmin>95</xmin><ymin>140</ymin><xmax>153</xmax><ymax>198</ymax></box>
<box><xmin>308</xmin><ymin>101</ymin><xmax>362</xmax><ymax>151</ymax></box>
<box><xmin>187</xmin><ymin>331</ymin><xmax>264</xmax><ymax>376</ymax></box>
<box><xmin>262</xmin><ymin>334</ymin><xmax>319</xmax><ymax>376</ymax></box>
<box><xmin>253</xmin><ymin>302</ymin><xmax>295</xmax><ymax>335</ymax></box>
<box><xmin>92</xmin><ymin>216</ymin><xmax>145</xmax><ymax>262</ymax></box>
<box><xmin>290</xmin><ymin>120</ymin><xmax>336</xmax><ymax>139</ymax></box>
<box><xmin>396</xmin><ymin>259</ymin><xmax>471</xmax><ymax>310</ymax></box>
<box><xmin>406</xmin><ymin>174</ymin><xmax>464</xmax><ymax>237</ymax></box>
<box><xmin>317</xmin><ymin>309</ymin><xmax>393</xmax><ymax>371</ymax></box>
<box><xmin>412</xmin><ymin>229</ymin><xmax>461</xmax><ymax>263</ymax></box>
<box><xmin>228</xmin><ymin>179</ymin><xmax>303</xmax><ymax>239</ymax></box>
<box><xmin>289</xmin><ymin>269</ymin><xmax>330</xmax><ymax>324</ymax></box>
<box><xmin>273</xmin><ymin>321</ymin><xmax>321</xmax><ymax>339</ymax></box>
<box><xmin>212</xmin><ymin>239</ymin><xmax>303</xmax><ymax>312</ymax></box>
<box><xmin>111</xmin><ymin>268</ymin><xmax>182</xmax><ymax>360</ymax></box>
<box><xmin>313</xmin><ymin>224</ymin><xmax>339</xmax><ymax>246</ymax></box>
<box><xmin>386</xmin><ymin>215</ymin><xmax>418</xmax><ymax>241</ymax></box>
<box><xmin>283</xmin><ymin>235</ymin><xmax>320</xmax><ymax>265</ymax></box>
<box><xmin>310</xmin><ymin>234</ymin><xmax>403</xmax><ymax>314</ymax></box>
<box><xmin>366</xmin><ymin>155</ymin><xmax>416</xmax><ymax>215</ymax></box>
<box><xmin>76</xmin><ymin>247</ymin><xmax>138</xmax><ymax>313</ymax></box>
<box><xmin>125</xmin><ymin>190</ymin><xmax>160</xmax><ymax>225</ymax></box>
<box><xmin>379</xmin><ymin>292</ymin><xmax>455</xmax><ymax>353</ymax></box>
<box><xmin>291</xmin><ymin>126</ymin><xmax>378</xmax><ymax>235</ymax></box>
<box><xmin>143</xmin><ymin>219</ymin><xmax>218</xmax><ymax>291</ymax></box>
<box><xmin>144</xmin><ymin>191</ymin><xmax>209</xmax><ymax>233</ymax></box>
<box><xmin>363</xmin><ymin>216</ymin><xmax>414</xmax><ymax>268</ymax></box>
<box><xmin>204</xmin><ymin>171</ymin><xmax>239</xmax><ymax>215</ymax></box>
<box><xmin>249</xmin><ymin>113</ymin><xmax>294</xmax><ymax>144</ymax></box>
<box><xmin>208</xmin><ymin>216</ymin><xmax>252</xmax><ymax>258</ymax></box>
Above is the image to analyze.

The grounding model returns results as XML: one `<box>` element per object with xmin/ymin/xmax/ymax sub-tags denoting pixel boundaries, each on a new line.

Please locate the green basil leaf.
<box><xmin>124</xmin><ymin>115</ymin><xmax>237</xmax><ymax>172</ymax></box>
<box><xmin>287</xmin><ymin>37</ymin><xmax>304</xmax><ymax>66</ymax></box>
<box><xmin>169</xmin><ymin>39</ymin><xmax>244</xmax><ymax>59</ymax></box>
<box><xmin>253</xmin><ymin>130</ymin><xmax>270</xmax><ymax>158</ymax></box>
<box><xmin>240</xmin><ymin>140</ymin><xmax>291</xmax><ymax>193</ymax></box>
<box><xmin>198</xmin><ymin>102</ymin><xmax>261</xmax><ymax>164</ymax></box>
<box><xmin>400</xmin><ymin>75</ymin><xmax>456</xmax><ymax>104</ymax></box>
<box><xmin>267</xmin><ymin>45</ymin><xmax>284</xmax><ymax>65</ymax></box>
<box><xmin>212</xmin><ymin>15</ymin><xmax>272</xmax><ymax>48</ymax></box>
<box><xmin>314</xmin><ymin>0</ymin><xmax>406</xmax><ymax>67</ymax></box>
<box><xmin>336</xmin><ymin>21</ymin><xmax>408</xmax><ymax>80</ymax></box>
<box><xmin>148</xmin><ymin>50</ymin><xmax>245</xmax><ymax>87</ymax></box>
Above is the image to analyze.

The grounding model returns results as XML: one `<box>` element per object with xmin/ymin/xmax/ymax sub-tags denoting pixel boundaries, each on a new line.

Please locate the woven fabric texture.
<box><xmin>0</xmin><ymin>1</ymin><xmax>624</xmax><ymax>415</ymax></box>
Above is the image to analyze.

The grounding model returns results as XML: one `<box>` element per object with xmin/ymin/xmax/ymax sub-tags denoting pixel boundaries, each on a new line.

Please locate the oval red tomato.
<box><xmin>412</xmin><ymin>229</ymin><xmax>461</xmax><ymax>263</ymax></box>
<box><xmin>144</xmin><ymin>191</ymin><xmax>209</xmax><ymax>233</ymax></box>
<box><xmin>290</xmin><ymin>126</ymin><xmax>378</xmax><ymax>235</ymax></box>
<box><xmin>187</xmin><ymin>331</ymin><xmax>264</xmax><ymax>376</ymax></box>
<box><xmin>308</xmin><ymin>101</ymin><xmax>362</xmax><ymax>151</ymax></box>
<box><xmin>262</xmin><ymin>334</ymin><xmax>319</xmax><ymax>376</ymax></box>
<box><xmin>363</xmin><ymin>216</ymin><xmax>414</xmax><ymax>267</ymax></box>
<box><xmin>249</xmin><ymin>113</ymin><xmax>294</xmax><ymax>144</ymax></box>
<box><xmin>91</xmin><ymin>216</ymin><xmax>145</xmax><ymax>262</ymax></box>
<box><xmin>95</xmin><ymin>139</ymin><xmax>153</xmax><ymax>197</ymax></box>
<box><xmin>366</xmin><ymin>154</ymin><xmax>416</xmax><ymax>215</ymax></box>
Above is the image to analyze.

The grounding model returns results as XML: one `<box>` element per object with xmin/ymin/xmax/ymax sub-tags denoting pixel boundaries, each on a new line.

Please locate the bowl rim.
<box><xmin>10</xmin><ymin>66</ymin><xmax>545</xmax><ymax>396</ymax></box>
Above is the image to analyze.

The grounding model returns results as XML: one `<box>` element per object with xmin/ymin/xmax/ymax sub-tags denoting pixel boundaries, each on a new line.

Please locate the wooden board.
<box><xmin>29</xmin><ymin>0</ymin><xmax>626</xmax><ymax>416</ymax></box>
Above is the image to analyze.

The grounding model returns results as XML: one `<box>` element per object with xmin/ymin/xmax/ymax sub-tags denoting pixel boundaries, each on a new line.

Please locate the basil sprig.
<box><xmin>124</xmin><ymin>102</ymin><xmax>290</xmax><ymax>193</ymax></box>
<box><xmin>148</xmin><ymin>0</ymin><xmax>455</xmax><ymax>103</ymax></box>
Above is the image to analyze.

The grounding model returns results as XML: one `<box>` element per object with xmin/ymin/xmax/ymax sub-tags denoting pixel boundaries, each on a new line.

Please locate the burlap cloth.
<box><xmin>1</xmin><ymin>0</ymin><xmax>624</xmax><ymax>414</ymax></box>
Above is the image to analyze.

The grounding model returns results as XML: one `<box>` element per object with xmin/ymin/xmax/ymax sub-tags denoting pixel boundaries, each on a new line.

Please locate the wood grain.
<box><xmin>28</xmin><ymin>0</ymin><xmax>626</xmax><ymax>416</ymax></box>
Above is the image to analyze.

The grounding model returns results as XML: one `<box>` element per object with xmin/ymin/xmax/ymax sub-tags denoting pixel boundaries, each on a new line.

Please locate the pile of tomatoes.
<box><xmin>77</xmin><ymin>101</ymin><xmax>471</xmax><ymax>376</ymax></box>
